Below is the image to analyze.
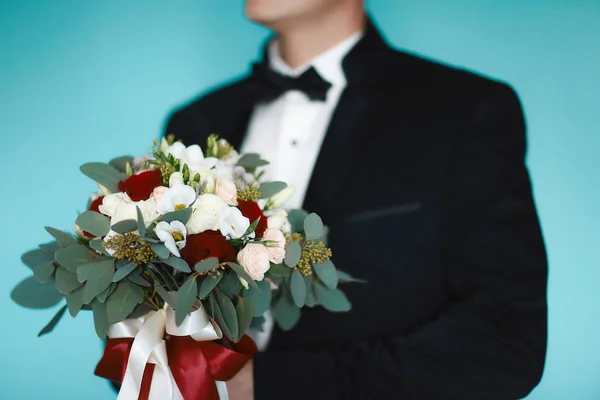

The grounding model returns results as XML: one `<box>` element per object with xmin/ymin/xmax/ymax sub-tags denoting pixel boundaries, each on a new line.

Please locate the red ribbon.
<box><xmin>95</xmin><ymin>335</ymin><xmax>257</xmax><ymax>400</ymax></box>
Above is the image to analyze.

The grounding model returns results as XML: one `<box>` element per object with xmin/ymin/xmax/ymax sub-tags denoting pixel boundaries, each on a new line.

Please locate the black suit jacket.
<box><xmin>164</xmin><ymin>20</ymin><xmax>547</xmax><ymax>400</ymax></box>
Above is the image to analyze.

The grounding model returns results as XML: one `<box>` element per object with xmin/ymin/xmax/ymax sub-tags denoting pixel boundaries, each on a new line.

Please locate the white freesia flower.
<box><xmin>190</xmin><ymin>166</ymin><xmax>215</xmax><ymax>194</ymax></box>
<box><xmin>186</xmin><ymin>194</ymin><xmax>228</xmax><ymax>234</ymax></box>
<box><xmin>266</xmin><ymin>209</ymin><xmax>292</xmax><ymax>235</ymax></box>
<box><xmin>156</xmin><ymin>184</ymin><xmax>197</xmax><ymax>215</ymax></box>
<box><xmin>98</xmin><ymin>192</ymin><xmax>132</xmax><ymax>217</ymax></box>
<box><xmin>219</xmin><ymin>207</ymin><xmax>250</xmax><ymax>239</ymax></box>
<box><xmin>166</xmin><ymin>142</ymin><xmax>218</xmax><ymax>172</ymax></box>
<box><xmin>169</xmin><ymin>172</ymin><xmax>184</xmax><ymax>187</ymax></box>
<box><xmin>212</xmin><ymin>159</ymin><xmax>235</xmax><ymax>180</ymax></box>
<box><xmin>265</xmin><ymin>186</ymin><xmax>296</xmax><ymax>210</ymax></box>
<box><xmin>155</xmin><ymin>221</ymin><xmax>187</xmax><ymax>257</ymax></box>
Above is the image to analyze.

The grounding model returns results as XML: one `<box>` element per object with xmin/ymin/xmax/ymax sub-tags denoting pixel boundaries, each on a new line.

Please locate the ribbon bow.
<box><xmin>95</xmin><ymin>306</ymin><xmax>257</xmax><ymax>400</ymax></box>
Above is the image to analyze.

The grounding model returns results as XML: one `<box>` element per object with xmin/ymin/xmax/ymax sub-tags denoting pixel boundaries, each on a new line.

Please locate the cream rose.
<box><xmin>214</xmin><ymin>178</ymin><xmax>238</xmax><ymax>206</ymax></box>
<box><xmin>151</xmin><ymin>186</ymin><xmax>169</xmax><ymax>203</ymax></box>
<box><xmin>237</xmin><ymin>243</ymin><xmax>270</xmax><ymax>281</ymax></box>
<box><xmin>98</xmin><ymin>192</ymin><xmax>132</xmax><ymax>217</ymax></box>
<box><xmin>262</xmin><ymin>228</ymin><xmax>286</xmax><ymax>264</ymax></box>
<box><xmin>186</xmin><ymin>194</ymin><xmax>228</xmax><ymax>234</ymax></box>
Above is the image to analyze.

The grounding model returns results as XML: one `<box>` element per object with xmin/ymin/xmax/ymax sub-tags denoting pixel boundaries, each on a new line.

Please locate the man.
<box><xmin>165</xmin><ymin>0</ymin><xmax>548</xmax><ymax>398</ymax></box>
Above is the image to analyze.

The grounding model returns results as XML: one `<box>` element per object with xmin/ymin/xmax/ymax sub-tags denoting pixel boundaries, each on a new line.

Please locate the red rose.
<box><xmin>89</xmin><ymin>196</ymin><xmax>104</xmax><ymax>213</ymax></box>
<box><xmin>118</xmin><ymin>170</ymin><xmax>163</xmax><ymax>201</ymax></box>
<box><xmin>237</xmin><ymin>200</ymin><xmax>267</xmax><ymax>237</ymax></box>
<box><xmin>181</xmin><ymin>231</ymin><xmax>236</xmax><ymax>267</ymax></box>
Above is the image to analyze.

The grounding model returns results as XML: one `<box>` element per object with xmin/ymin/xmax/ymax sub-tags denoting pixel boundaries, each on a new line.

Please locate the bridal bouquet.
<box><xmin>11</xmin><ymin>135</ymin><xmax>358</xmax><ymax>400</ymax></box>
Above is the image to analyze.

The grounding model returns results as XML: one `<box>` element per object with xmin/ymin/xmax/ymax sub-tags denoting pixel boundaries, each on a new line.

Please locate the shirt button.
<box><xmin>291</xmin><ymin>139</ymin><xmax>298</xmax><ymax>147</ymax></box>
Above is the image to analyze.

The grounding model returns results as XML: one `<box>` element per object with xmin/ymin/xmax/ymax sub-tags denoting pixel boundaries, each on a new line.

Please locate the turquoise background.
<box><xmin>1</xmin><ymin>1</ymin><xmax>598</xmax><ymax>398</ymax></box>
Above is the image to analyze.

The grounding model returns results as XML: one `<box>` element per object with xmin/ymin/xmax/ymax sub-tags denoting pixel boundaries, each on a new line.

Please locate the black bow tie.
<box><xmin>251</xmin><ymin>62</ymin><xmax>332</xmax><ymax>103</ymax></box>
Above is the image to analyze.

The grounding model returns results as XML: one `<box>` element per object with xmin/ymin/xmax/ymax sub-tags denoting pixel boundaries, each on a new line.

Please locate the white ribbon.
<box><xmin>110</xmin><ymin>306</ymin><xmax>229</xmax><ymax>400</ymax></box>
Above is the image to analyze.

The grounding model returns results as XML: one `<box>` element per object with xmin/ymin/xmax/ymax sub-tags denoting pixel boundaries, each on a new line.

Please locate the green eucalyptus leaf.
<box><xmin>38</xmin><ymin>305</ymin><xmax>68</xmax><ymax>337</ymax></box>
<box><xmin>109</xmin><ymin>156</ymin><xmax>134</xmax><ymax>174</ymax></box>
<box><xmin>111</xmin><ymin>219</ymin><xmax>138</xmax><ymax>234</ymax></box>
<box><xmin>244</xmin><ymin>218</ymin><xmax>261</xmax><ymax>238</ymax></box>
<box><xmin>45</xmin><ymin>227</ymin><xmax>77</xmax><ymax>248</ymax></box>
<box><xmin>22</xmin><ymin>248</ymin><xmax>54</xmax><ymax>270</ymax></box>
<box><xmin>267</xmin><ymin>263</ymin><xmax>293</xmax><ymax>278</ymax></box>
<box><xmin>112</xmin><ymin>262</ymin><xmax>137</xmax><ymax>282</ymax></box>
<box><xmin>55</xmin><ymin>266</ymin><xmax>83</xmax><ymax>294</ymax></box>
<box><xmin>237</xmin><ymin>153</ymin><xmax>269</xmax><ymax>170</ymax></box>
<box><xmin>83</xmin><ymin>259</ymin><xmax>115</xmax><ymax>303</ymax></box>
<box><xmin>106</xmin><ymin>281</ymin><xmax>145</xmax><ymax>324</ymax></box>
<box><xmin>216</xmin><ymin>290</ymin><xmax>239</xmax><ymax>342</ymax></box>
<box><xmin>235</xmin><ymin>296</ymin><xmax>255</xmax><ymax>340</ymax></box>
<box><xmin>33</xmin><ymin>262</ymin><xmax>55</xmax><ymax>284</ymax></box>
<box><xmin>218</xmin><ymin>271</ymin><xmax>242</xmax><ymax>297</ymax></box>
<box><xmin>162</xmin><ymin>257</ymin><xmax>191</xmax><ymax>273</ymax></box>
<box><xmin>337</xmin><ymin>270</ymin><xmax>367</xmax><ymax>284</ymax></box>
<box><xmin>92</xmin><ymin>299</ymin><xmax>109</xmax><ymax>339</ymax></box>
<box><xmin>313</xmin><ymin>259</ymin><xmax>338</xmax><ymax>290</ymax></box>
<box><xmin>226</xmin><ymin>262</ymin><xmax>258</xmax><ymax>289</ymax></box>
<box><xmin>65</xmin><ymin>286</ymin><xmax>85</xmax><ymax>317</ymax></box>
<box><xmin>313</xmin><ymin>283</ymin><xmax>351</xmax><ymax>312</ymax></box>
<box><xmin>304</xmin><ymin>275</ymin><xmax>316</xmax><ymax>307</ymax></box>
<box><xmin>80</xmin><ymin>162</ymin><xmax>125</xmax><ymax>193</ymax></box>
<box><xmin>258</xmin><ymin>181</ymin><xmax>287</xmax><ymax>199</ymax></box>
<box><xmin>97</xmin><ymin>282</ymin><xmax>117</xmax><ymax>303</ymax></box>
<box><xmin>136</xmin><ymin>206</ymin><xmax>147</xmax><ymax>237</ymax></box>
<box><xmin>198</xmin><ymin>273</ymin><xmax>223</xmax><ymax>299</ymax></box>
<box><xmin>243</xmin><ymin>279</ymin><xmax>271</xmax><ymax>317</ymax></box>
<box><xmin>76</xmin><ymin>261</ymin><xmax>101</xmax><ymax>283</ymax></box>
<box><xmin>151</xmin><ymin>243</ymin><xmax>170</xmax><ymax>260</ymax></box>
<box><xmin>284</xmin><ymin>242</ymin><xmax>302</xmax><ymax>268</ymax></box>
<box><xmin>39</xmin><ymin>241</ymin><xmax>60</xmax><ymax>253</ymax></box>
<box><xmin>128</xmin><ymin>274</ymin><xmax>151</xmax><ymax>287</ymax></box>
<box><xmin>303</xmin><ymin>213</ymin><xmax>324</xmax><ymax>241</ymax></box>
<box><xmin>76</xmin><ymin>211</ymin><xmax>110</xmax><ymax>237</ymax></box>
<box><xmin>11</xmin><ymin>276</ymin><xmax>63</xmax><ymax>309</ymax></box>
<box><xmin>287</xmin><ymin>209</ymin><xmax>309</xmax><ymax>234</ymax></box>
<box><xmin>290</xmin><ymin>269</ymin><xmax>306</xmax><ymax>307</ymax></box>
<box><xmin>128</xmin><ymin>302</ymin><xmax>155</xmax><ymax>319</ymax></box>
<box><xmin>155</xmin><ymin>286</ymin><xmax>175</xmax><ymax>307</ymax></box>
<box><xmin>175</xmin><ymin>275</ymin><xmax>198</xmax><ymax>326</ymax></box>
<box><xmin>194</xmin><ymin>257</ymin><xmax>219</xmax><ymax>274</ymax></box>
<box><xmin>55</xmin><ymin>244</ymin><xmax>95</xmax><ymax>273</ymax></box>
<box><xmin>210</xmin><ymin>293</ymin><xmax>231</xmax><ymax>339</ymax></box>
<box><xmin>274</xmin><ymin>291</ymin><xmax>301</xmax><ymax>331</ymax></box>
<box><xmin>161</xmin><ymin>208</ymin><xmax>192</xmax><ymax>224</ymax></box>
<box><xmin>89</xmin><ymin>239</ymin><xmax>110</xmax><ymax>256</ymax></box>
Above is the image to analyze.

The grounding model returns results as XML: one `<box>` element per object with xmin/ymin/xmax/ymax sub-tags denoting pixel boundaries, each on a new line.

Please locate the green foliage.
<box><xmin>162</xmin><ymin>257</ymin><xmax>191</xmax><ymax>273</ymax></box>
<box><xmin>83</xmin><ymin>259</ymin><xmax>115</xmax><ymax>303</ymax></box>
<box><xmin>194</xmin><ymin>257</ymin><xmax>219</xmax><ymax>274</ymax></box>
<box><xmin>337</xmin><ymin>270</ymin><xmax>367</xmax><ymax>284</ymax></box>
<box><xmin>243</xmin><ymin>279</ymin><xmax>272</xmax><ymax>317</ymax></box>
<box><xmin>38</xmin><ymin>305</ymin><xmax>68</xmax><ymax>337</ymax></box>
<box><xmin>150</xmin><ymin>243</ymin><xmax>170</xmax><ymax>259</ymax></box>
<box><xmin>267</xmin><ymin>263</ymin><xmax>293</xmax><ymax>278</ymax></box>
<box><xmin>109</xmin><ymin>156</ymin><xmax>134</xmax><ymax>174</ymax></box>
<box><xmin>112</xmin><ymin>262</ymin><xmax>137</xmax><ymax>282</ymax></box>
<box><xmin>313</xmin><ymin>283</ymin><xmax>351</xmax><ymax>312</ymax></box>
<box><xmin>106</xmin><ymin>281</ymin><xmax>145</xmax><ymax>324</ymax></box>
<box><xmin>287</xmin><ymin>209</ymin><xmax>309</xmax><ymax>234</ymax></box>
<box><xmin>175</xmin><ymin>275</ymin><xmax>198</xmax><ymax>326</ymax></box>
<box><xmin>274</xmin><ymin>289</ymin><xmax>301</xmax><ymax>331</ymax></box>
<box><xmin>44</xmin><ymin>227</ymin><xmax>77</xmax><ymax>248</ymax></box>
<box><xmin>304</xmin><ymin>213</ymin><xmax>324</xmax><ymax>241</ymax></box>
<box><xmin>76</xmin><ymin>211</ymin><xmax>110</xmax><ymax>237</ymax></box>
<box><xmin>258</xmin><ymin>182</ymin><xmax>287</xmax><ymax>199</ymax></box>
<box><xmin>237</xmin><ymin>153</ymin><xmax>269</xmax><ymax>171</ymax></box>
<box><xmin>313</xmin><ymin>260</ymin><xmax>338</xmax><ymax>290</ymax></box>
<box><xmin>161</xmin><ymin>208</ymin><xmax>192</xmax><ymax>224</ymax></box>
<box><xmin>65</xmin><ymin>286</ymin><xmax>85</xmax><ymax>317</ymax></box>
<box><xmin>111</xmin><ymin>219</ymin><xmax>138</xmax><ymax>234</ymax></box>
<box><xmin>284</xmin><ymin>241</ymin><xmax>302</xmax><ymax>268</ymax></box>
<box><xmin>89</xmin><ymin>239</ymin><xmax>110</xmax><ymax>256</ymax></box>
<box><xmin>55</xmin><ymin>244</ymin><xmax>95</xmax><ymax>273</ymax></box>
<box><xmin>215</xmin><ymin>290</ymin><xmax>239</xmax><ymax>342</ymax></box>
<box><xmin>198</xmin><ymin>273</ymin><xmax>223</xmax><ymax>299</ymax></box>
<box><xmin>80</xmin><ymin>162</ymin><xmax>125</xmax><ymax>193</ymax></box>
<box><xmin>226</xmin><ymin>262</ymin><xmax>258</xmax><ymax>289</ymax></box>
<box><xmin>55</xmin><ymin>267</ymin><xmax>83</xmax><ymax>294</ymax></box>
<box><xmin>290</xmin><ymin>269</ymin><xmax>306</xmax><ymax>307</ymax></box>
<box><xmin>22</xmin><ymin>248</ymin><xmax>55</xmax><ymax>284</ymax></box>
<box><xmin>136</xmin><ymin>206</ymin><xmax>147</xmax><ymax>237</ymax></box>
<box><xmin>92</xmin><ymin>299</ymin><xmax>109</xmax><ymax>339</ymax></box>
<box><xmin>235</xmin><ymin>296</ymin><xmax>254</xmax><ymax>340</ymax></box>
<box><xmin>11</xmin><ymin>276</ymin><xmax>63</xmax><ymax>309</ymax></box>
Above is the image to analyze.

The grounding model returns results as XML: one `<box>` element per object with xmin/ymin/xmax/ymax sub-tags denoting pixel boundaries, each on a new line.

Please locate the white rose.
<box><xmin>265</xmin><ymin>186</ymin><xmax>296</xmax><ymax>210</ymax></box>
<box><xmin>186</xmin><ymin>194</ymin><xmax>228</xmax><ymax>234</ymax></box>
<box><xmin>98</xmin><ymin>192</ymin><xmax>132</xmax><ymax>217</ymax></box>
<box><xmin>262</xmin><ymin>228</ymin><xmax>286</xmax><ymax>264</ymax></box>
<box><xmin>219</xmin><ymin>206</ymin><xmax>250</xmax><ymax>239</ymax></box>
<box><xmin>169</xmin><ymin>172</ymin><xmax>184</xmax><ymax>187</ymax></box>
<box><xmin>137</xmin><ymin>199</ymin><xmax>159</xmax><ymax>226</ymax></box>
<box><xmin>237</xmin><ymin>243</ymin><xmax>270</xmax><ymax>281</ymax></box>
<box><xmin>266</xmin><ymin>209</ymin><xmax>291</xmax><ymax>235</ymax></box>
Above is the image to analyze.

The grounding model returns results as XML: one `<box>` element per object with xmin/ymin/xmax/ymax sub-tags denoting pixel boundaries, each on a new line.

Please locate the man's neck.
<box><xmin>277</xmin><ymin>11</ymin><xmax>366</xmax><ymax>69</ymax></box>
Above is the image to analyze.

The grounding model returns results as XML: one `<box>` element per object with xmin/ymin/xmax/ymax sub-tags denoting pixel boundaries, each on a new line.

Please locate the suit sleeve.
<box><xmin>253</xmin><ymin>85</ymin><xmax>548</xmax><ymax>400</ymax></box>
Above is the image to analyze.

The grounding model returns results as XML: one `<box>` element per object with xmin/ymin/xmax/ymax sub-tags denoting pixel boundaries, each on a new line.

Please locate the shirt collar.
<box><xmin>268</xmin><ymin>30</ymin><xmax>364</xmax><ymax>87</ymax></box>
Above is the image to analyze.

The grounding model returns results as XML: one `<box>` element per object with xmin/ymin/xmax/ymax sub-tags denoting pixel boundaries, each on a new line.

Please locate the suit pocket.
<box><xmin>341</xmin><ymin>202</ymin><xmax>422</xmax><ymax>224</ymax></box>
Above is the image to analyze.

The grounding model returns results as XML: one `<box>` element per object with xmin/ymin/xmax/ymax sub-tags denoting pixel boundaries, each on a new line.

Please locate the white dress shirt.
<box><xmin>241</xmin><ymin>31</ymin><xmax>363</xmax><ymax>350</ymax></box>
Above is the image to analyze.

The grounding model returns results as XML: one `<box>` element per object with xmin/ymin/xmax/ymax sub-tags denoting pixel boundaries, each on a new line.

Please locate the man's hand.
<box><xmin>226</xmin><ymin>360</ymin><xmax>254</xmax><ymax>400</ymax></box>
